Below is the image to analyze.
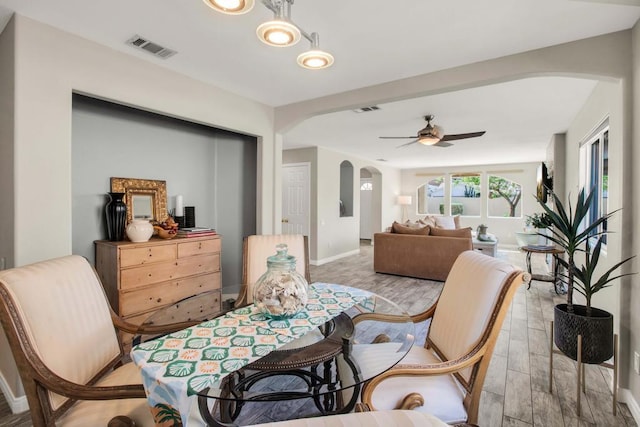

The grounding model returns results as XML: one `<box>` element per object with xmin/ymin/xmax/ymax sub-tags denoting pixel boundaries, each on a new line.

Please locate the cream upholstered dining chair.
<box><xmin>355</xmin><ymin>250</ymin><xmax>528</xmax><ymax>425</ymax></box>
<box><xmin>245</xmin><ymin>409</ymin><xmax>452</xmax><ymax>426</ymax></box>
<box><xmin>0</xmin><ymin>255</ymin><xmax>191</xmax><ymax>427</ymax></box>
<box><xmin>236</xmin><ymin>234</ymin><xmax>310</xmax><ymax>307</ymax></box>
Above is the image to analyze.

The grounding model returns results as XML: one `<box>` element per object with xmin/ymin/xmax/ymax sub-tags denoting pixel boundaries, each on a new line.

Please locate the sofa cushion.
<box><xmin>430</xmin><ymin>227</ymin><xmax>472</xmax><ymax>238</ymax></box>
<box><xmin>392</xmin><ymin>221</ymin><xmax>430</xmax><ymax>235</ymax></box>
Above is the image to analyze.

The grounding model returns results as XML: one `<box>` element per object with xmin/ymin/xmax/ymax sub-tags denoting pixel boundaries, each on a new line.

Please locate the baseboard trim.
<box><xmin>619</xmin><ymin>388</ymin><xmax>640</xmax><ymax>423</ymax></box>
<box><xmin>0</xmin><ymin>370</ymin><xmax>28</xmax><ymax>414</ymax></box>
<box><xmin>311</xmin><ymin>249</ymin><xmax>360</xmax><ymax>266</ymax></box>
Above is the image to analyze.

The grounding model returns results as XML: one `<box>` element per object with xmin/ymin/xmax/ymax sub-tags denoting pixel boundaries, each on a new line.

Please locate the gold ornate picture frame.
<box><xmin>110</xmin><ymin>177</ymin><xmax>167</xmax><ymax>223</ymax></box>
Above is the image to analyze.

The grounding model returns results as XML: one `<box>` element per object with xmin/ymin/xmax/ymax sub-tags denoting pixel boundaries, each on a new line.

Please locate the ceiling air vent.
<box><xmin>126</xmin><ymin>35</ymin><xmax>177</xmax><ymax>59</ymax></box>
<box><xmin>353</xmin><ymin>105</ymin><xmax>380</xmax><ymax>113</ymax></box>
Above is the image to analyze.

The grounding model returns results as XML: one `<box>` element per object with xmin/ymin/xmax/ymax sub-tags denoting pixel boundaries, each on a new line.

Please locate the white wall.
<box><xmin>629</xmin><ymin>18</ymin><xmax>640</xmax><ymax>409</ymax></box>
<box><xmin>1</xmin><ymin>14</ymin><xmax>277</xmax><ymax>401</ymax></box>
<box><xmin>284</xmin><ymin>147</ymin><xmax>401</xmax><ymax>264</ymax></box>
<box><xmin>401</xmin><ymin>162</ymin><xmax>539</xmax><ymax>247</ymax></box>
<box><xmin>10</xmin><ymin>15</ymin><xmax>276</xmax><ymax>268</ymax></box>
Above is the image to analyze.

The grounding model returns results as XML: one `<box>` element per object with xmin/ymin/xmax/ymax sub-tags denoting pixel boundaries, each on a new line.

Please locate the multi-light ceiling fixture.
<box><xmin>203</xmin><ymin>0</ymin><xmax>334</xmax><ymax>69</ymax></box>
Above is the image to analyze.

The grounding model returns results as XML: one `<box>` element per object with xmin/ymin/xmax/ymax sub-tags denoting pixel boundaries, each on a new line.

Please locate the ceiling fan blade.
<box><xmin>379</xmin><ymin>136</ymin><xmax>419</xmax><ymax>139</ymax></box>
<box><xmin>397</xmin><ymin>140</ymin><xmax>418</xmax><ymax>148</ymax></box>
<box><xmin>433</xmin><ymin>141</ymin><xmax>453</xmax><ymax>148</ymax></box>
<box><xmin>439</xmin><ymin>131</ymin><xmax>486</xmax><ymax>142</ymax></box>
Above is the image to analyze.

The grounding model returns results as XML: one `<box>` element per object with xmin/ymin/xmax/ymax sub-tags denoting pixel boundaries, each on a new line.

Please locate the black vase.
<box><xmin>105</xmin><ymin>192</ymin><xmax>127</xmax><ymax>241</ymax></box>
<box><xmin>554</xmin><ymin>303</ymin><xmax>613</xmax><ymax>364</ymax></box>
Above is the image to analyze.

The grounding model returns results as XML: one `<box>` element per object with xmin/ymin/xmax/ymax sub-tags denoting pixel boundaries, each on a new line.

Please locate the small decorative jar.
<box><xmin>126</xmin><ymin>219</ymin><xmax>154</xmax><ymax>242</ymax></box>
<box><xmin>253</xmin><ymin>244</ymin><xmax>309</xmax><ymax>319</ymax></box>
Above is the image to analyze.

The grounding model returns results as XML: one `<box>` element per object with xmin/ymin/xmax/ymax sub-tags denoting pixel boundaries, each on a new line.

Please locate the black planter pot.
<box><xmin>554</xmin><ymin>304</ymin><xmax>613</xmax><ymax>364</ymax></box>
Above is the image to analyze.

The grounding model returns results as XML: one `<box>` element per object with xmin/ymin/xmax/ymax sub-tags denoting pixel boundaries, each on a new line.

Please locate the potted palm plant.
<box><xmin>536</xmin><ymin>187</ymin><xmax>634</xmax><ymax>363</ymax></box>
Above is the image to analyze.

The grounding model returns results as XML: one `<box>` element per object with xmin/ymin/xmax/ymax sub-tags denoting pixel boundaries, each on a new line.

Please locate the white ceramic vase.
<box><xmin>126</xmin><ymin>219</ymin><xmax>154</xmax><ymax>242</ymax></box>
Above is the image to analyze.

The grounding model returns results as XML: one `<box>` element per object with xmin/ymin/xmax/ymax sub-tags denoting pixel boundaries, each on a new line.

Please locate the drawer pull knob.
<box><xmin>157</xmin><ymin>298</ymin><xmax>162</xmax><ymax>303</ymax></box>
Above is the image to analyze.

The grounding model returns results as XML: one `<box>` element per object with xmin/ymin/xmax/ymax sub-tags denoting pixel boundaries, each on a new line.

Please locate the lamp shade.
<box><xmin>397</xmin><ymin>195</ymin><xmax>412</xmax><ymax>205</ymax></box>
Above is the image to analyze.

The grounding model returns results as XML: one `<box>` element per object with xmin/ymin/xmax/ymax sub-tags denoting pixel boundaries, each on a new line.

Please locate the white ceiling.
<box><xmin>1</xmin><ymin>0</ymin><xmax>638</xmax><ymax>168</ymax></box>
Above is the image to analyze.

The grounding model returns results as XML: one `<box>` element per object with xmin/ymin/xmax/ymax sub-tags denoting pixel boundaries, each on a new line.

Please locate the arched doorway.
<box><xmin>359</xmin><ymin>166</ymin><xmax>382</xmax><ymax>242</ymax></box>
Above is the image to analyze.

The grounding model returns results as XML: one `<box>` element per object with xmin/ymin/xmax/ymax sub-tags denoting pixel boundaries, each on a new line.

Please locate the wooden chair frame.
<box><xmin>0</xmin><ymin>265</ymin><xmax>196</xmax><ymax>427</ymax></box>
<box><xmin>360</xmin><ymin>268</ymin><xmax>528</xmax><ymax>424</ymax></box>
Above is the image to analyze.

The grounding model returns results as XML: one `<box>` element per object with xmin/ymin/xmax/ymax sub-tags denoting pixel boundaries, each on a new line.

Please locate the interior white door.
<box><xmin>282</xmin><ymin>163</ymin><xmax>310</xmax><ymax>235</ymax></box>
<box><xmin>360</xmin><ymin>178</ymin><xmax>373</xmax><ymax>239</ymax></box>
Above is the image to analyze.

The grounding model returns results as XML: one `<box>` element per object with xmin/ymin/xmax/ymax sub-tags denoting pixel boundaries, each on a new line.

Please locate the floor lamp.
<box><xmin>397</xmin><ymin>195</ymin><xmax>412</xmax><ymax>223</ymax></box>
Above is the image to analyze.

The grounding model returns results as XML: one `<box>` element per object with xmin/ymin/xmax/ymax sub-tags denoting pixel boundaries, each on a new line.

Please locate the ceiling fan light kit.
<box><xmin>205</xmin><ymin>0</ymin><xmax>334</xmax><ymax>69</ymax></box>
<box><xmin>418</xmin><ymin>135</ymin><xmax>441</xmax><ymax>145</ymax></box>
<box><xmin>380</xmin><ymin>115</ymin><xmax>486</xmax><ymax>148</ymax></box>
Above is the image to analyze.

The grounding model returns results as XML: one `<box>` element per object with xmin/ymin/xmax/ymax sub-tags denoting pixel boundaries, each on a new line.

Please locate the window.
<box><xmin>360</xmin><ymin>182</ymin><xmax>372</xmax><ymax>191</ymax></box>
<box><xmin>488</xmin><ymin>175</ymin><xmax>522</xmax><ymax>218</ymax></box>
<box><xmin>581</xmin><ymin>123</ymin><xmax>609</xmax><ymax>244</ymax></box>
<box><xmin>417</xmin><ymin>176</ymin><xmax>444</xmax><ymax>215</ymax></box>
<box><xmin>451</xmin><ymin>174</ymin><xmax>481</xmax><ymax>216</ymax></box>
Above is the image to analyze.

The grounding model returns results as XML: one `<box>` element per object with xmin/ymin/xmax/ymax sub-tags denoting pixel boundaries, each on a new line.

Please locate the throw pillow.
<box><xmin>430</xmin><ymin>227</ymin><xmax>472</xmax><ymax>238</ymax></box>
<box><xmin>433</xmin><ymin>215</ymin><xmax>461</xmax><ymax>229</ymax></box>
<box><xmin>435</xmin><ymin>216</ymin><xmax>456</xmax><ymax>229</ymax></box>
<box><xmin>392</xmin><ymin>221</ymin><xmax>430</xmax><ymax>235</ymax></box>
<box><xmin>420</xmin><ymin>215</ymin><xmax>437</xmax><ymax>228</ymax></box>
<box><xmin>403</xmin><ymin>220</ymin><xmax>423</xmax><ymax>229</ymax></box>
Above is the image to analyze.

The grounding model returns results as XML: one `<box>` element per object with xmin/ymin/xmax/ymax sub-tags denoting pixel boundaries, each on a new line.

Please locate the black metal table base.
<box><xmin>197</xmin><ymin>313</ymin><xmax>362</xmax><ymax>427</ymax></box>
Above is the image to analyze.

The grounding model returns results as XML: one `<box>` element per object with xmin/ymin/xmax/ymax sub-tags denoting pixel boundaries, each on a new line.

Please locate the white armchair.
<box><xmin>359</xmin><ymin>251</ymin><xmax>527</xmax><ymax>424</ymax></box>
<box><xmin>0</xmin><ymin>255</ymin><xmax>191</xmax><ymax>427</ymax></box>
<box><xmin>246</xmin><ymin>409</ymin><xmax>450</xmax><ymax>426</ymax></box>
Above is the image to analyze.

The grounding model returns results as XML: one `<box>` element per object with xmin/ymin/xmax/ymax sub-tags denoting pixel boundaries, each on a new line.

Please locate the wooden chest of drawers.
<box><xmin>95</xmin><ymin>235</ymin><xmax>221</xmax><ymax>348</ymax></box>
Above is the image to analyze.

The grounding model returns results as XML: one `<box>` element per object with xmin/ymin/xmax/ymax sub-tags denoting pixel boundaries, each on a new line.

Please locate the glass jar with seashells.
<box><xmin>253</xmin><ymin>244</ymin><xmax>308</xmax><ymax>319</ymax></box>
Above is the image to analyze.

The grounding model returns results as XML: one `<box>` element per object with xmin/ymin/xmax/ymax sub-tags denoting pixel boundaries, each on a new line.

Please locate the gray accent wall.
<box><xmin>71</xmin><ymin>94</ymin><xmax>256</xmax><ymax>292</ymax></box>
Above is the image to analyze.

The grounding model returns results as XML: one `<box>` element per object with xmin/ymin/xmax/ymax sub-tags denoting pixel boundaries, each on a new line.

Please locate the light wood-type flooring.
<box><xmin>0</xmin><ymin>243</ymin><xmax>636</xmax><ymax>426</ymax></box>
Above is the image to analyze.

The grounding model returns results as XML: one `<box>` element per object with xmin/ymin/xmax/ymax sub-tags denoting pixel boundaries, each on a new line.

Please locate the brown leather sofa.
<box><xmin>373</xmin><ymin>232</ymin><xmax>473</xmax><ymax>281</ymax></box>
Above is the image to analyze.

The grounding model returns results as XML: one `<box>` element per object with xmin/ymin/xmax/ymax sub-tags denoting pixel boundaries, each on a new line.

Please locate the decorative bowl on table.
<box><xmin>154</xmin><ymin>225</ymin><xmax>178</xmax><ymax>239</ymax></box>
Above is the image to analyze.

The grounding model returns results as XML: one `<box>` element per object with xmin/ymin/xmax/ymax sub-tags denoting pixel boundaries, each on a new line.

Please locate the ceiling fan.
<box><xmin>379</xmin><ymin>115</ymin><xmax>486</xmax><ymax>148</ymax></box>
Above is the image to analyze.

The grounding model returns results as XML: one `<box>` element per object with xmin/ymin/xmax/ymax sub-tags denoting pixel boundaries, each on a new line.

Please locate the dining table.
<box><xmin>131</xmin><ymin>282</ymin><xmax>415</xmax><ymax>426</ymax></box>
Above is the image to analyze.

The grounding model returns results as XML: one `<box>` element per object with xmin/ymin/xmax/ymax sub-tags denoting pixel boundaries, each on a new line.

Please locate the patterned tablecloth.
<box><xmin>131</xmin><ymin>283</ymin><xmax>373</xmax><ymax>426</ymax></box>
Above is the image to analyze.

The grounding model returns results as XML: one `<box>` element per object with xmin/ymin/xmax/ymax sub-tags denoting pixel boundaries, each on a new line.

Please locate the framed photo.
<box><xmin>110</xmin><ymin>177</ymin><xmax>167</xmax><ymax>223</ymax></box>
